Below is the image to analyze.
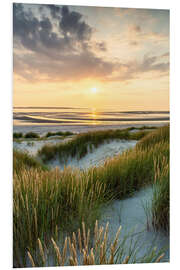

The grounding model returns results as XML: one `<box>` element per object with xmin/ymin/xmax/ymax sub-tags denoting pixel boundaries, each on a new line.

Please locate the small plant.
<box><xmin>27</xmin><ymin>141</ymin><xmax>34</xmax><ymax>146</ymax></box>
<box><xmin>24</xmin><ymin>132</ymin><xmax>40</xmax><ymax>139</ymax></box>
<box><xmin>46</xmin><ymin>131</ymin><xmax>74</xmax><ymax>137</ymax></box>
<box><xmin>13</xmin><ymin>132</ymin><xmax>23</xmax><ymax>139</ymax></box>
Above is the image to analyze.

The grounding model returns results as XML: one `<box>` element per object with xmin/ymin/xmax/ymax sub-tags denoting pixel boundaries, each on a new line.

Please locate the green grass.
<box><xmin>13</xmin><ymin>167</ymin><xmax>109</xmax><ymax>266</ymax></box>
<box><xmin>45</xmin><ymin>131</ymin><xmax>74</xmax><ymax>137</ymax></box>
<box><xmin>24</xmin><ymin>132</ymin><xmax>40</xmax><ymax>139</ymax></box>
<box><xmin>38</xmin><ymin>128</ymin><xmax>150</xmax><ymax>162</ymax></box>
<box><xmin>13</xmin><ymin>149</ymin><xmax>48</xmax><ymax>173</ymax></box>
<box><xmin>25</xmin><ymin>221</ymin><xmax>166</xmax><ymax>268</ymax></box>
<box><xmin>13</xmin><ymin>132</ymin><xmax>23</xmax><ymax>139</ymax></box>
<box><xmin>136</xmin><ymin>124</ymin><xmax>169</xmax><ymax>151</ymax></box>
<box><xmin>151</xmin><ymin>158</ymin><xmax>169</xmax><ymax>232</ymax></box>
<box><xmin>13</xmin><ymin>131</ymin><xmax>75</xmax><ymax>142</ymax></box>
<box><xmin>13</xmin><ymin>125</ymin><xmax>169</xmax><ymax>267</ymax></box>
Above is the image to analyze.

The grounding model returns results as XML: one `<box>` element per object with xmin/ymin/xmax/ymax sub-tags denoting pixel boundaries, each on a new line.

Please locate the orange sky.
<box><xmin>13</xmin><ymin>4</ymin><xmax>169</xmax><ymax>110</ymax></box>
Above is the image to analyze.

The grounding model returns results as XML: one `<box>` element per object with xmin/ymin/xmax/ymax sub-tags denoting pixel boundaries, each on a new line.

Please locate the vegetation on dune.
<box><xmin>13</xmin><ymin>131</ymin><xmax>75</xmax><ymax>142</ymax></box>
<box><xmin>13</xmin><ymin>132</ymin><xmax>23</xmax><ymax>139</ymax></box>
<box><xmin>13</xmin><ymin>167</ymin><xmax>108</xmax><ymax>266</ymax></box>
<box><xmin>136</xmin><ymin>125</ymin><xmax>169</xmax><ymax>151</ymax></box>
<box><xmin>13</xmin><ymin>126</ymin><xmax>156</xmax><ymax>142</ymax></box>
<box><xmin>24</xmin><ymin>132</ymin><xmax>40</xmax><ymax>139</ymax></box>
<box><xmin>45</xmin><ymin>131</ymin><xmax>74</xmax><ymax>137</ymax></box>
<box><xmin>26</xmin><ymin>221</ymin><xmax>166</xmax><ymax>268</ymax></box>
<box><xmin>38</xmin><ymin>128</ymin><xmax>151</xmax><ymax>162</ymax></box>
<box><xmin>152</xmin><ymin>158</ymin><xmax>169</xmax><ymax>232</ymax></box>
<box><xmin>13</xmin><ymin>125</ymin><xmax>169</xmax><ymax>267</ymax></box>
<box><xmin>95</xmin><ymin>140</ymin><xmax>169</xmax><ymax>200</ymax></box>
<box><xmin>13</xmin><ymin>149</ymin><xmax>48</xmax><ymax>173</ymax></box>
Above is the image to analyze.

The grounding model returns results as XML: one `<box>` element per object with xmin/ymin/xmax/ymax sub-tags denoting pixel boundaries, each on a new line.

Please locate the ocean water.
<box><xmin>13</xmin><ymin>107</ymin><xmax>169</xmax><ymax>134</ymax></box>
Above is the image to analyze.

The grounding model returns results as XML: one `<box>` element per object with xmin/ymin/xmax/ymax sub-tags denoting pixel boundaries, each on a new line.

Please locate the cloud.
<box><xmin>59</xmin><ymin>6</ymin><xmax>92</xmax><ymax>41</ymax></box>
<box><xmin>13</xmin><ymin>3</ymin><xmax>169</xmax><ymax>84</ymax></box>
<box><xmin>46</xmin><ymin>4</ymin><xmax>61</xmax><ymax>19</ymax></box>
<box><xmin>13</xmin><ymin>48</ymin><xmax>115</xmax><ymax>83</ymax></box>
<box><xmin>13</xmin><ymin>3</ymin><xmax>116</xmax><ymax>82</ymax></box>
<box><xmin>161</xmin><ymin>52</ymin><xmax>169</xmax><ymax>58</ymax></box>
<box><xmin>13</xmin><ymin>4</ymin><xmax>70</xmax><ymax>52</ymax></box>
<box><xmin>128</xmin><ymin>25</ymin><xmax>141</xmax><ymax>33</ymax></box>
<box><xmin>108</xmin><ymin>54</ymin><xmax>169</xmax><ymax>82</ymax></box>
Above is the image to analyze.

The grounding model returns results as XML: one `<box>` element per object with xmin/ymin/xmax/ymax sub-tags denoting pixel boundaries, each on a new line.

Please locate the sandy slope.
<box><xmin>13</xmin><ymin>137</ymin><xmax>72</xmax><ymax>156</ymax></box>
<box><xmin>50</xmin><ymin>139</ymin><xmax>137</xmax><ymax>170</ymax></box>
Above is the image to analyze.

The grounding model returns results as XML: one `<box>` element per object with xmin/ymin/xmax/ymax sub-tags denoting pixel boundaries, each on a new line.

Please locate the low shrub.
<box><xmin>24</xmin><ymin>132</ymin><xmax>40</xmax><ymax>139</ymax></box>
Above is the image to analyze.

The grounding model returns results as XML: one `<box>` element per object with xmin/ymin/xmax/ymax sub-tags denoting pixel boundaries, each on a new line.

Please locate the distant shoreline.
<box><xmin>13</xmin><ymin>115</ymin><xmax>169</xmax><ymax>124</ymax></box>
<box><xmin>13</xmin><ymin>122</ymin><xmax>169</xmax><ymax>136</ymax></box>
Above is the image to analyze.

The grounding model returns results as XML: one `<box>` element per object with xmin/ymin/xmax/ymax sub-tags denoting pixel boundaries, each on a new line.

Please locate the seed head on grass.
<box><xmin>78</xmin><ymin>228</ymin><xmax>82</xmax><ymax>253</ymax></box>
<box><xmin>155</xmin><ymin>253</ymin><xmax>165</xmax><ymax>262</ymax></box>
<box><xmin>62</xmin><ymin>237</ymin><xmax>67</xmax><ymax>265</ymax></box>
<box><xmin>51</xmin><ymin>237</ymin><xmax>62</xmax><ymax>265</ymax></box>
<box><xmin>37</xmin><ymin>238</ymin><xmax>46</xmax><ymax>265</ymax></box>
<box><xmin>27</xmin><ymin>251</ymin><xmax>35</xmax><ymax>267</ymax></box>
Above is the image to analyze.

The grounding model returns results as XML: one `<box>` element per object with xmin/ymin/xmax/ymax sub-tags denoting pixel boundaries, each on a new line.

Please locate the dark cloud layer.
<box><xmin>13</xmin><ymin>3</ymin><xmax>169</xmax><ymax>83</ymax></box>
<box><xmin>59</xmin><ymin>6</ymin><xmax>92</xmax><ymax>41</ymax></box>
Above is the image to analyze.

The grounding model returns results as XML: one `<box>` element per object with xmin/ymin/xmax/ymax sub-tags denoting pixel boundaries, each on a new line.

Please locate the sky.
<box><xmin>13</xmin><ymin>3</ymin><xmax>169</xmax><ymax>110</ymax></box>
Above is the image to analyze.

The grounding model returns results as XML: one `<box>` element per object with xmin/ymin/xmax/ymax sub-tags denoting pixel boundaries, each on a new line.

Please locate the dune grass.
<box><xmin>13</xmin><ymin>167</ymin><xmax>109</xmax><ymax>266</ymax></box>
<box><xmin>152</xmin><ymin>157</ymin><xmax>169</xmax><ymax>232</ymax></box>
<box><xmin>26</xmin><ymin>221</ymin><xmax>166</xmax><ymax>268</ymax></box>
<box><xmin>45</xmin><ymin>131</ymin><xmax>74</xmax><ymax>137</ymax></box>
<box><xmin>13</xmin><ymin>126</ymin><xmax>155</xmax><ymax>143</ymax></box>
<box><xmin>136</xmin><ymin>124</ymin><xmax>169</xmax><ymax>151</ymax></box>
<box><xmin>13</xmin><ymin>132</ymin><xmax>23</xmax><ymax>139</ymax></box>
<box><xmin>13</xmin><ymin>125</ymin><xmax>169</xmax><ymax>267</ymax></box>
<box><xmin>13</xmin><ymin>149</ymin><xmax>48</xmax><ymax>173</ymax></box>
<box><xmin>24</xmin><ymin>132</ymin><xmax>40</xmax><ymax>139</ymax></box>
<box><xmin>38</xmin><ymin>128</ymin><xmax>150</xmax><ymax>162</ymax></box>
<box><xmin>13</xmin><ymin>131</ymin><xmax>75</xmax><ymax>142</ymax></box>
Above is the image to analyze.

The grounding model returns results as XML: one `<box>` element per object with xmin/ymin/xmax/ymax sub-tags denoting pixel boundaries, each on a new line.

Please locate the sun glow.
<box><xmin>91</xmin><ymin>87</ymin><xmax>97</xmax><ymax>93</ymax></box>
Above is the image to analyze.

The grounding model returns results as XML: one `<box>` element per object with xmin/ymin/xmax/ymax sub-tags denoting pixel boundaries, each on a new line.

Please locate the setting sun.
<box><xmin>91</xmin><ymin>87</ymin><xmax>97</xmax><ymax>93</ymax></box>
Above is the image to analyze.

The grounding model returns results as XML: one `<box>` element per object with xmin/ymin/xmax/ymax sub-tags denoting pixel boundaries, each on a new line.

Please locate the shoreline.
<box><xmin>13</xmin><ymin>115</ymin><xmax>170</xmax><ymax>124</ymax></box>
<box><xmin>13</xmin><ymin>122</ymin><xmax>168</xmax><ymax>135</ymax></box>
<box><xmin>13</xmin><ymin>125</ymin><xmax>170</xmax><ymax>267</ymax></box>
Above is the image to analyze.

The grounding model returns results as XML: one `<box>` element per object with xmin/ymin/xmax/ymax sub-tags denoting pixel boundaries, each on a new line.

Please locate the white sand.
<box><xmin>14</xmin><ymin>136</ymin><xmax>169</xmax><ymax>264</ymax></box>
<box><xmin>38</xmin><ymin>187</ymin><xmax>169</xmax><ymax>267</ymax></box>
<box><xmin>13</xmin><ymin>137</ymin><xmax>72</xmax><ymax>156</ymax></box>
<box><xmin>99</xmin><ymin>186</ymin><xmax>169</xmax><ymax>261</ymax></box>
<box><xmin>50</xmin><ymin>139</ymin><xmax>137</xmax><ymax>170</ymax></box>
<box><xmin>129</xmin><ymin>128</ymin><xmax>155</xmax><ymax>133</ymax></box>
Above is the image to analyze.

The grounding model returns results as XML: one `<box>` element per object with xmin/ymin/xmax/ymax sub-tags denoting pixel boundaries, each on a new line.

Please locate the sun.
<box><xmin>91</xmin><ymin>87</ymin><xmax>97</xmax><ymax>93</ymax></box>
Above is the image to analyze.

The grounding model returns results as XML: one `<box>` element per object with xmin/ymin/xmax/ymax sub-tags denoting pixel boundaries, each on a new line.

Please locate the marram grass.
<box><xmin>13</xmin><ymin>149</ymin><xmax>48</xmax><ymax>173</ymax></box>
<box><xmin>38</xmin><ymin>127</ymin><xmax>151</xmax><ymax>162</ymax></box>
<box><xmin>26</xmin><ymin>221</ymin><xmax>166</xmax><ymax>267</ymax></box>
<box><xmin>152</xmin><ymin>157</ymin><xmax>169</xmax><ymax>232</ymax></box>
<box><xmin>13</xmin><ymin>125</ymin><xmax>169</xmax><ymax>267</ymax></box>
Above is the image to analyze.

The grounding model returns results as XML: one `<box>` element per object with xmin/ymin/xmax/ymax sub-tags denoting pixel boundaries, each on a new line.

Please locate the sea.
<box><xmin>13</xmin><ymin>107</ymin><xmax>170</xmax><ymax>134</ymax></box>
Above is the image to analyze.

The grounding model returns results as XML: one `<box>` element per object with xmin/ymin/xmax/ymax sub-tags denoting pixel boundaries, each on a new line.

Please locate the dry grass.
<box><xmin>27</xmin><ymin>221</ymin><xmax>165</xmax><ymax>267</ymax></box>
<box><xmin>13</xmin><ymin>125</ymin><xmax>169</xmax><ymax>267</ymax></box>
<box><xmin>38</xmin><ymin>128</ymin><xmax>149</xmax><ymax>162</ymax></box>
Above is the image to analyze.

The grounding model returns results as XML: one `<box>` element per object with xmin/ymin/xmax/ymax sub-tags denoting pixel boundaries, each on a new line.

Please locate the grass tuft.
<box><xmin>24</xmin><ymin>132</ymin><xmax>40</xmax><ymax>139</ymax></box>
<box><xmin>38</xmin><ymin>128</ymin><xmax>149</xmax><ymax>162</ymax></box>
<box><xmin>13</xmin><ymin>125</ymin><xmax>169</xmax><ymax>267</ymax></box>
<box><xmin>45</xmin><ymin>131</ymin><xmax>74</xmax><ymax>137</ymax></box>
<box><xmin>13</xmin><ymin>132</ymin><xmax>23</xmax><ymax>139</ymax></box>
<box><xmin>25</xmin><ymin>221</ymin><xmax>166</xmax><ymax>267</ymax></box>
<box><xmin>13</xmin><ymin>149</ymin><xmax>47</xmax><ymax>173</ymax></box>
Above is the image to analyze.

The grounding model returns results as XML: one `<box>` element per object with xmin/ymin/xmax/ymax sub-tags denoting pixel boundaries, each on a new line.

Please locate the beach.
<box><xmin>13</xmin><ymin>118</ymin><xmax>170</xmax><ymax>267</ymax></box>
